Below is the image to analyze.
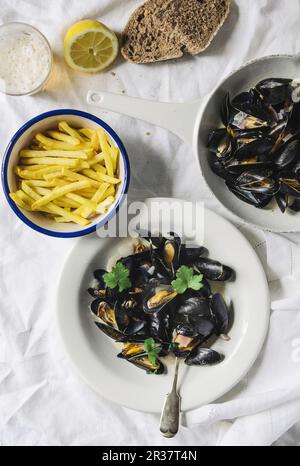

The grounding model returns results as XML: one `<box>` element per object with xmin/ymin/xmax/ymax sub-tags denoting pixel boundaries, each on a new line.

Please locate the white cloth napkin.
<box><xmin>1</xmin><ymin>0</ymin><xmax>300</xmax><ymax>447</ymax></box>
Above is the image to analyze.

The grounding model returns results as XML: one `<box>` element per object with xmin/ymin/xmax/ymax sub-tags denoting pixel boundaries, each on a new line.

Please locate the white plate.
<box><xmin>56</xmin><ymin>198</ymin><xmax>270</xmax><ymax>413</ymax></box>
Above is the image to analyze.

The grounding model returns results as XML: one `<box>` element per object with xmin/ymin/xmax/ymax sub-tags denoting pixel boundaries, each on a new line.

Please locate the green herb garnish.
<box><xmin>103</xmin><ymin>263</ymin><xmax>131</xmax><ymax>293</ymax></box>
<box><xmin>144</xmin><ymin>337</ymin><xmax>161</xmax><ymax>365</ymax></box>
<box><xmin>171</xmin><ymin>265</ymin><xmax>204</xmax><ymax>294</ymax></box>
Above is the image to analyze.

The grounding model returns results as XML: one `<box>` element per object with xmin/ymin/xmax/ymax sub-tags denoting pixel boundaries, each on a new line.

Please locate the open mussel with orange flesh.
<box><xmin>208</xmin><ymin>78</ymin><xmax>300</xmax><ymax>213</ymax></box>
<box><xmin>143</xmin><ymin>279</ymin><xmax>178</xmax><ymax>314</ymax></box>
<box><xmin>117</xmin><ymin>343</ymin><xmax>165</xmax><ymax>374</ymax></box>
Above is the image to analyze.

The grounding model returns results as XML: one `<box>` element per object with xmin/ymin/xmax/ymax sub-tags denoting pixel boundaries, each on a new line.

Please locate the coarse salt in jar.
<box><xmin>0</xmin><ymin>22</ymin><xmax>52</xmax><ymax>96</ymax></box>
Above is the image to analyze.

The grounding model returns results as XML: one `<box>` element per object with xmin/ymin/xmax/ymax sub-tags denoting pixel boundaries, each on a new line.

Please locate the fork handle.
<box><xmin>160</xmin><ymin>390</ymin><xmax>181</xmax><ymax>438</ymax></box>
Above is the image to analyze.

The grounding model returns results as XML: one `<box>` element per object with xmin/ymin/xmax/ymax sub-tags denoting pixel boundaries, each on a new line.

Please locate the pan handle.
<box><xmin>87</xmin><ymin>90</ymin><xmax>202</xmax><ymax>145</ymax></box>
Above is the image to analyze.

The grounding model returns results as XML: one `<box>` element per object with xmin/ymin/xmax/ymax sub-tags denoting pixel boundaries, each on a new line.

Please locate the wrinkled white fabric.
<box><xmin>1</xmin><ymin>0</ymin><xmax>300</xmax><ymax>447</ymax></box>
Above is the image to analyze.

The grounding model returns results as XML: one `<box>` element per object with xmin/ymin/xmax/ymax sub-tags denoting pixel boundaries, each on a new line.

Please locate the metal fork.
<box><xmin>159</xmin><ymin>357</ymin><xmax>181</xmax><ymax>438</ymax></box>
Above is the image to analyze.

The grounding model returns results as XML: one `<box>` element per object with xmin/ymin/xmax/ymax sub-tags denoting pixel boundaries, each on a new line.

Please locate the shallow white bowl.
<box><xmin>56</xmin><ymin>198</ymin><xmax>270</xmax><ymax>412</ymax></box>
<box><xmin>1</xmin><ymin>109</ymin><xmax>130</xmax><ymax>238</ymax></box>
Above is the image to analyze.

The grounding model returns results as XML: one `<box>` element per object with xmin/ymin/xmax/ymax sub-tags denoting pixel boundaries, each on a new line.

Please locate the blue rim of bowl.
<box><xmin>1</xmin><ymin>109</ymin><xmax>130</xmax><ymax>238</ymax></box>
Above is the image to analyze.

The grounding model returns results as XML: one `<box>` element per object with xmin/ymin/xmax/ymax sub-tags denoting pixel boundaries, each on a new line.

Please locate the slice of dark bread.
<box><xmin>122</xmin><ymin>0</ymin><xmax>230</xmax><ymax>64</ymax></box>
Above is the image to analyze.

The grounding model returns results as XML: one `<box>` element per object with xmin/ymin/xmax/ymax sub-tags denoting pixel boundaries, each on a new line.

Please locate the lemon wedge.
<box><xmin>64</xmin><ymin>20</ymin><xmax>119</xmax><ymax>73</ymax></box>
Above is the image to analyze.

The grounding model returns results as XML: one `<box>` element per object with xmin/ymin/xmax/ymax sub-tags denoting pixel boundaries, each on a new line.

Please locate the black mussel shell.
<box><xmin>185</xmin><ymin>347</ymin><xmax>224</xmax><ymax>366</ymax></box>
<box><xmin>233</xmin><ymin>169</ymin><xmax>278</xmax><ymax>195</ymax></box>
<box><xmin>221</xmin><ymin>92</ymin><xmax>231</xmax><ymax>127</ymax></box>
<box><xmin>194</xmin><ymin>257</ymin><xmax>234</xmax><ymax>281</ymax></box>
<box><xmin>188</xmin><ymin>317</ymin><xmax>215</xmax><ymax>341</ymax></box>
<box><xmin>234</xmin><ymin>137</ymin><xmax>274</xmax><ymax>161</ymax></box>
<box><xmin>226</xmin><ymin>182</ymin><xmax>273</xmax><ymax>208</ymax></box>
<box><xmin>88</xmin><ymin>269</ymin><xmax>108</xmax><ymax>297</ymax></box>
<box><xmin>177</xmin><ymin>296</ymin><xmax>210</xmax><ymax>318</ymax></box>
<box><xmin>114</xmin><ymin>301</ymin><xmax>130</xmax><ymax>331</ymax></box>
<box><xmin>210</xmin><ymin>155</ymin><xmax>234</xmax><ymax>181</ymax></box>
<box><xmin>93</xmin><ymin>269</ymin><xmax>107</xmax><ymax>283</ymax></box>
<box><xmin>94</xmin><ymin>322</ymin><xmax>124</xmax><ymax>341</ymax></box>
<box><xmin>179</xmin><ymin>245</ymin><xmax>208</xmax><ymax>265</ymax></box>
<box><xmin>231</xmin><ymin>90</ymin><xmax>273</xmax><ymax>124</ymax></box>
<box><xmin>256</xmin><ymin>78</ymin><xmax>292</xmax><ymax>105</ymax></box>
<box><xmin>118</xmin><ymin>250</ymin><xmax>152</xmax><ymax>272</ymax></box>
<box><xmin>275</xmin><ymin>189</ymin><xmax>289</xmax><ymax>213</ymax></box>
<box><xmin>150</xmin><ymin>311</ymin><xmax>172</xmax><ymax>342</ymax></box>
<box><xmin>280</xmin><ymin>178</ymin><xmax>300</xmax><ymax>198</ymax></box>
<box><xmin>126</xmin><ymin>356</ymin><xmax>165</xmax><ymax>374</ymax></box>
<box><xmin>273</xmin><ymin>140</ymin><xmax>300</xmax><ymax>169</ymax></box>
<box><xmin>289</xmin><ymin>198</ymin><xmax>300</xmax><ymax>212</ymax></box>
<box><xmin>209</xmin><ymin>293</ymin><xmax>229</xmax><ymax>335</ymax></box>
<box><xmin>123</xmin><ymin>318</ymin><xmax>148</xmax><ymax>336</ymax></box>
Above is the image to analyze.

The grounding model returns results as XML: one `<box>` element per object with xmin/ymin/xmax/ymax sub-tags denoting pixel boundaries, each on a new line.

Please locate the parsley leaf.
<box><xmin>144</xmin><ymin>338</ymin><xmax>161</xmax><ymax>366</ymax></box>
<box><xmin>171</xmin><ymin>265</ymin><xmax>204</xmax><ymax>294</ymax></box>
<box><xmin>103</xmin><ymin>263</ymin><xmax>131</xmax><ymax>293</ymax></box>
<box><xmin>144</xmin><ymin>337</ymin><xmax>155</xmax><ymax>353</ymax></box>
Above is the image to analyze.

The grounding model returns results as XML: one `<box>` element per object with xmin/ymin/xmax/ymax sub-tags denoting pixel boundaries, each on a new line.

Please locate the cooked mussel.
<box><xmin>208</xmin><ymin>128</ymin><xmax>233</xmax><ymax>159</ymax></box>
<box><xmin>143</xmin><ymin>280</ymin><xmax>177</xmax><ymax>314</ymax></box>
<box><xmin>90</xmin><ymin>298</ymin><xmax>116</xmax><ymax>326</ymax></box>
<box><xmin>208</xmin><ymin>78</ymin><xmax>300</xmax><ymax>214</ymax></box>
<box><xmin>88</xmin><ymin>268</ymin><xmax>107</xmax><ymax>297</ymax></box>
<box><xmin>193</xmin><ymin>257</ymin><xmax>234</xmax><ymax>281</ymax></box>
<box><xmin>177</xmin><ymin>296</ymin><xmax>210</xmax><ymax>318</ymax></box>
<box><xmin>94</xmin><ymin>322</ymin><xmax>124</xmax><ymax>341</ymax></box>
<box><xmin>256</xmin><ymin>78</ymin><xmax>292</xmax><ymax>105</ymax></box>
<box><xmin>179</xmin><ymin>245</ymin><xmax>208</xmax><ymax>265</ymax></box>
<box><xmin>117</xmin><ymin>343</ymin><xmax>164</xmax><ymax>374</ymax></box>
<box><xmin>185</xmin><ymin>347</ymin><xmax>224</xmax><ymax>366</ymax></box>
<box><xmin>209</xmin><ymin>293</ymin><xmax>229</xmax><ymax>336</ymax></box>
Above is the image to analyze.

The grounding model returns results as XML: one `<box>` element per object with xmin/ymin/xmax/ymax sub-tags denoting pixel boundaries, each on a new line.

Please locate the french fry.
<box><xmin>81</xmin><ymin>168</ymin><xmax>103</xmax><ymax>183</ymax></box>
<box><xmin>31</xmin><ymin>180</ymin><xmax>91</xmax><ymax>210</ymax></box>
<box><xmin>98</xmin><ymin>129</ymin><xmax>114</xmax><ymax>177</ymax></box>
<box><xmin>47</xmin><ymin>131</ymin><xmax>80</xmax><ymax>146</ymax></box>
<box><xmin>43</xmin><ymin>168</ymin><xmax>66</xmax><ymax>180</ymax></box>
<box><xmin>88</xmin><ymin>152</ymin><xmax>105</xmax><ymax>168</ymax></box>
<box><xmin>63</xmin><ymin>169</ymin><xmax>101</xmax><ymax>188</ymax></box>
<box><xmin>91</xmin><ymin>132</ymin><xmax>100</xmax><ymax>151</ymax></box>
<box><xmin>21</xmin><ymin>157</ymin><xmax>80</xmax><ymax>167</ymax></box>
<box><xmin>79</xmin><ymin>182</ymin><xmax>110</xmax><ymax>218</ymax></box>
<box><xmin>58</xmin><ymin>121</ymin><xmax>86</xmax><ymax>142</ymax></box>
<box><xmin>26</xmin><ymin>179</ymin><xmax>57</xmax><ymax>187</ymax></box>
<box><xmin>91</xmin><ymin>171</ymin><xmax>121</xmax><ymax>185</ymax></box>
<box><xmin>20</xmin><ymin>149</ymin><xmax>88</xmax><ymax>159</ymax></box>
<box><xmin>110</xmin><ymin>146</ymin><xmax>119</xmax><ymax>173</ymax></box>
<box><xmin>9</xmin><ymin>192</ymin><xmax>28</xmax><ymax>209</ymax></box>
<box><xmin>78</xmin><ymin>128</ymin><xmax>95</xmax><ymax>139</ymax></box>
<box><xmin>35</xmin><ymin>133</ymin><xmax>91</xmax><ymax>151</ymax></box>
<box><xmin>93</xmin><ymin>164</ymin><xmax>106</xmax><ymax>174</ymax></box>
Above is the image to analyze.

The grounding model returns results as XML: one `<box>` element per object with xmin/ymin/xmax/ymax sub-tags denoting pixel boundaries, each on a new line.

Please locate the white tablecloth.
<box><xmin>1</xmin><ymin>0</ymin><xmax>300</xmax><ymax>446</ymax></box>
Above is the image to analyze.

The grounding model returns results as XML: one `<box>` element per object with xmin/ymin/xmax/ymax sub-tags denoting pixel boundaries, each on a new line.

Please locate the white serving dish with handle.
<box><xmin>87</xmin><ymin>54</ymin><xmax>300</xmax><ymax>232</ymax></box>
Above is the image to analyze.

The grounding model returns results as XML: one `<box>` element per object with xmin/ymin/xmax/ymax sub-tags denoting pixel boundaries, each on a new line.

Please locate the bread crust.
<box><xmin>121</xmin><ymin>0</ymin><xmax>231</xmax><ymax>64</ymax></box>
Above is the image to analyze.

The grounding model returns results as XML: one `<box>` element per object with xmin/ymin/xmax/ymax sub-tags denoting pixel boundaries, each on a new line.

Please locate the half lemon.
<box><xmin>64</xmin><ymin>20</ymin><xmax>119</xmax><ymax>73</ymax></box>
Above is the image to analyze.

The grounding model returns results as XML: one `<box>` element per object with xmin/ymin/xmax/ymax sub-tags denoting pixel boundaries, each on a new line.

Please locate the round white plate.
<box><xmin>56</xmin><ymin>198</ymin><xmax>270</xmax><ymax>413</ymax></box>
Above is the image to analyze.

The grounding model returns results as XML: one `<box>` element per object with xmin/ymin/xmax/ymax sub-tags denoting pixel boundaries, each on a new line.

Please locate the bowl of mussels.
<box><xmin>88</xmin><ymin>232</ymin><xmax>234</xmax><ymax>374</ymax></box>
<box><xmin>208</xmin><ymin>77</ymin><xmax>300</xmax><ymax>214</ymax></box>
<box><xmin>196</xmin><ymin>54</ymin><xmax>300</xmax><ymax>231</ymax></box>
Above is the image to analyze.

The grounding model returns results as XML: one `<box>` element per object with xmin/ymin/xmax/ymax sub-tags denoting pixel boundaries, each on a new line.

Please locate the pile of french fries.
<box><xmin>9</xmin><ymin>121</ymin><xmax>121</xmax><ymax>226</ymax></box>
